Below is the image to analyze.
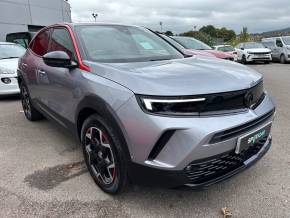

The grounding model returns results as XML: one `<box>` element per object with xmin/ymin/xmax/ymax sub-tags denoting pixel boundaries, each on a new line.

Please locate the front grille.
<box><xmin>249</xmin><ymin>52</ymin><xmax>271</xmax><ymax>55</ymax></box>
<box><xmin>185</xmin><ymin>136</ymin><xmax>268</xmax><ymax>184</ymax></box>
<box><xmin>210</xmin><ymin>109</ymin><xmax>274</xmax><ymax>144</ymax></box>
<box><xmin>199</xmin><ymin>80</ymin><xmax>264</xmax><ymax>114</ymax></box>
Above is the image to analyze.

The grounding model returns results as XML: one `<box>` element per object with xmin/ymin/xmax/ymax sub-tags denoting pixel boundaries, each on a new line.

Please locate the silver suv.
<box><xmin>18</xmin><ymin>23</ymin><xmax>275</xmax><ymax>194</ymax></box>
<box><xmin>262</xmin><ymin>36</ymin><xmax>290</xmax><ymax>63</ymax></box>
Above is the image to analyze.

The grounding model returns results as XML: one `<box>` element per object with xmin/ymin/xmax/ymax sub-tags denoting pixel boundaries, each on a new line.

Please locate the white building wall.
<box><xmin>0</xmin><ymin>0</ymin><xmax>71</xmax><ymax>41</ymax></box>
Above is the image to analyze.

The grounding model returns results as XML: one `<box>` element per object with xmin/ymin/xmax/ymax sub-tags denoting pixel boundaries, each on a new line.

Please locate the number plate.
<box><xmin>235</xmin><ymin>122</ymin><xmax>272</xmax><ymax>154</ymax></box>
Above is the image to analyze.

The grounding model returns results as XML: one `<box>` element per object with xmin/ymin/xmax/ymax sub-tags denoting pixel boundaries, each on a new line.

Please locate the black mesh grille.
<box><xmin>210</xmin><ymin>109</ymin><xmax>274</xmax><ymax>144</ymax></box>
<box><xmin>185</xmin><ymin>136</ymin><xmax>268</xmax><ymax>185</ymax></box>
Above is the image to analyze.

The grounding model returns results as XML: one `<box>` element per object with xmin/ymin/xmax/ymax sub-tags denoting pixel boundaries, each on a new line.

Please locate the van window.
<box><xmin>276</xmin><ymin>39</ymin><xmax>283</xmax><ymax>47</ymax></box>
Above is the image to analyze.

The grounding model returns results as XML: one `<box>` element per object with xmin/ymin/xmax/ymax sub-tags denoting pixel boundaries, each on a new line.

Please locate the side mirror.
<box><xmin>241</xmin><ymin>48</ymin><xmax>244</xmax><ymax>50</ymax></box>
<box><xmin>43</xmin><ymin>51</ymin><xmax>78</xmax><ymax>68</ymax></box>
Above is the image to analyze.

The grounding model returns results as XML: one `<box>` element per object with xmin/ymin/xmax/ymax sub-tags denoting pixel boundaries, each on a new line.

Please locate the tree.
<box><xmin>217</xmin><ymin>27</ymin><xmax>236</xmax><ymax>42</ymax></box>
<box><xmin>200</xmin><ymin>25</ymin><xmax>218</xmax><ymax>38</ymax></box>
<box><xmin>239</xmin><ymin>27</ymin><xmax>250</xmax><ymax>42</ymax></box>
<box><xmin>164</xmin><ymin>31</ymin><xmax>173</xmax><ymax>36</ymax></box>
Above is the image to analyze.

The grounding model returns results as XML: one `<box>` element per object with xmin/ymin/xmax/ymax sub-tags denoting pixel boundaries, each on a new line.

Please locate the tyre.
<box><xmin>280</xmin><ymin>54</ymin><xmax>286</xmax><ymax>64</ymax></box>
<box><xmin>81</xmin><ymin>114</ymin><xmax>128</xmax><ymax>194</ymax></box>
<box><xmin>20</xmin><ymin>83</ymin><xmax>44</xmax><ymax>121</ymax></box>
<box><xmin>241</xmin><ymin>55</ymin><xmax>247</xmax><ymax>64</ymax></box>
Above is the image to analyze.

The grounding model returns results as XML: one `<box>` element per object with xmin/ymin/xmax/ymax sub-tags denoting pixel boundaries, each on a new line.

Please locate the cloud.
<box><xmin>68</xmin><ymin>0</ymin><xmax>290</xmax><ymax>34</ymax></box>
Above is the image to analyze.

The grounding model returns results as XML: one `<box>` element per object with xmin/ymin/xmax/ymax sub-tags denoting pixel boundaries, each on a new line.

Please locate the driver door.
<box><xmin>39</xmin><ymin>27</ymin><xmax>80</xmax><ymax>124</ymax></box>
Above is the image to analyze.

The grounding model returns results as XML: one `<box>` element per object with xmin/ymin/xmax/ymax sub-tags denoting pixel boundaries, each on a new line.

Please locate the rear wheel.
<box><xmin>20</xmin><ymin>83</ymin><xmax>43</xmax><ymax>121</ymax></box>
<box><xmin>280</xmin><ymin>54</ymin><xmax>286</xmax><ymax>64</ymax></box>
<box><xmin>81</xmin><ymin>114</ymin><xmax>128</xmax><ymax>194</ymax></box>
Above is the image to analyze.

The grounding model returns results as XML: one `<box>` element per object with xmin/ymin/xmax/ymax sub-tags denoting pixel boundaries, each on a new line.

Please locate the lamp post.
<box><xmin>159</xmin><ymin>21</ymin><xmax>163</xmax><ymax>33</ymax></box>
<box><xmin>92</xmin><ymin>13</ymin><xmax>98</xmax><ymax>22</ymax></box>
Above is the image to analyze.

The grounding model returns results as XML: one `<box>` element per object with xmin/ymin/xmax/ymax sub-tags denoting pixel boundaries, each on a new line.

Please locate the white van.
<box><xmin>262</xmin><ymin>36</ymin><xmax>290</xmax><ymax>63</ymax></box>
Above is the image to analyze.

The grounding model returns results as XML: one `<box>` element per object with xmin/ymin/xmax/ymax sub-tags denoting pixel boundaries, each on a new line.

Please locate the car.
<box><xmin>171</xmin><ymin>36</ymin><xmax>235</xmax><ymax>61</ymax></box>
<box><xmin>6</xmin><ymin>32</ymin><xmax>36</xmax><ymax>49</ymax></box>
<box><xmin>262</xmin><ymin>36</ymin><xmax>290</xmax><ymax>64</ymax></box>
<box><xmin>235</xmin><ymin>42</ymin><xmax>272</xmax><ymax>64</ymax></box>
<box><xmin>159</xmin><ymin>34</ymin><xmax>216</xmax><ymax>58</ymax></box>
<box><xmin>18</xmin><ymin>23</ymin><xmax>275</xmax><ymax>194</ymax></box>
<box><xmin>213</xmin><ymin>44</ymin><xmax>238</xmax><ymax>61</ymax></box>
<box><xmin>0</xmin><ymin>42</ymin><xmax>26</xmax><ymax>96</ymax></box>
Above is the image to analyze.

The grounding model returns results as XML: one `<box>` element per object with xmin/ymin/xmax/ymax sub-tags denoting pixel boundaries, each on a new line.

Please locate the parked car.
<box><xmin>262</xmin><ymin>36</ymin><xmax>290</xmax><ymax>64</ymax></box>
<box><xmin>0</xmin><ymin>42</ymin><xmax>26</xmax><ymax>96</ymax></box>
<box><xmin>171</xmin><ymin>36</ymin><xmax>235</xmax><ymax>61</ymax></box>
<box><xmin>159</xmin><ymin>34</ymin><xmax>216</xmax><ymax>58</ymax></box>
<box><xmin>213</xmin><ymin>44</ymin><xmax>238</xmax><ymax>61</ymax></box>
<box><xmin>6</xmin><ymin>32</ymin><xmax>36</xmax><ymax>48</ymax></box>
<box><xmin>235</xmin><ymin>42</ymin><xmax>272</xmax><ymax>64</ymax></box>
<box><xmin>18</xmin><ymin>23</ymin><xmax>275</xmax><ymax>194</ymax></box>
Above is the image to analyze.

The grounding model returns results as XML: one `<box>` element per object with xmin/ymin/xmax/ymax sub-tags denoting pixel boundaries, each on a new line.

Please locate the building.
<box><xmin>0</xmin><ymin>0</ymin><xmax>71</xmax><ymax>41</ymax></box>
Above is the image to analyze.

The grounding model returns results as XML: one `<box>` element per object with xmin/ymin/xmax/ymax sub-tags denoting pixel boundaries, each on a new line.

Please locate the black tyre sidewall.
<box><xmin>20</xmin><ymin>83</ymin><xmax>43</xmax><ymax>121</ymax></box>
<box><xmin>280</xmin><ymin>55</ymin><xmax>286</xmax><ymax>64</ymax></box>
<box><xmin>81</xmin><ymin>114</ymin><xmax>127</xmax><ymax>194</ymax></box>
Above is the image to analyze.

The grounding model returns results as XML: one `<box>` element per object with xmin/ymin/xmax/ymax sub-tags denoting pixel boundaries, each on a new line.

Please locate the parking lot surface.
<box><xmin>0</xmin><ymin>63</ymin><xmax>289</xmax><ymax>218</ymax></box>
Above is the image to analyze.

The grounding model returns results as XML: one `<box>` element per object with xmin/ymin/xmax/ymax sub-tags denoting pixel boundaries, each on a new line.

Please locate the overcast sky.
<box><xmin>69</xmin><ymin>0</ymin><xmax>290</xmax><ymax>34</ymax></box>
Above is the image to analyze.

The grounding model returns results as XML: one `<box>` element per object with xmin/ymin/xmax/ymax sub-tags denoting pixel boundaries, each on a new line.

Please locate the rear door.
<box><xmin>21</xmin><ymin>29</ymin><xmax>50</xmax><ymax>101</ymax></box>
<box><xmin>38</xmin><ymin>27</ymin><xmax>79</xmax><ymax>123</ymax></box>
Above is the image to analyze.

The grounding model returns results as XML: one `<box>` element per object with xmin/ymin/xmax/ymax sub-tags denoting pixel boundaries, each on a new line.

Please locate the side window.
<box><xmin>276</xmin><ymin>39</ymin><xmax>283</xmax><ymax>47</ymax></box>
<box><xmin>31</xmin><ymin>30</ymin><xmax>50</xmax><ymax>56</ymax></box>
<box><xmin>48</xmin><ymin>28</ymin><xmax>77</xmax><ymax>61</ymax></box>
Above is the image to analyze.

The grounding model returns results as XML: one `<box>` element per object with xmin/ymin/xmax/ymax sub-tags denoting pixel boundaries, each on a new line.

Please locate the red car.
<box><xmin>171</xmin><ymin>36</ymin><xmax>234</xmax><ymax>61</ymax></box>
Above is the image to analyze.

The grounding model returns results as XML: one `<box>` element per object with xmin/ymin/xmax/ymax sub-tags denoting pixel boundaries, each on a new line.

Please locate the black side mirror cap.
<box><xmin>43</xmin><ymin>51</ymin><xmax>78</xmax><ymax>69</ymax></box>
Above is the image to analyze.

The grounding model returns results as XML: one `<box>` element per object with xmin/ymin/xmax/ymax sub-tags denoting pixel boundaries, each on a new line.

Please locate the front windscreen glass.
<box><xmin>218</xmin><ymin>46</ymin><xmax>234</xmax><ymax>52</ymax></box>
<box><xmin>0</xmin><ymin>44</ymin><xmax>26</xmax><ymax>59</ymax></box>
<box><xmin>282</xmin><ymin>36</ymin><xmax>290</xmax><ymax>45</ymax></box>
<box><xmin>77</xmin><ymin>25</ymin><xmax>183</xmax><ymax>63</ymax></box>
<box><xmin>171</xmin><ymin>37</ymin><xmax>212</xmax><ymax>50</ymax></box>
<box><xmin>244</xmin><ymin>42</ymin><xmax>265</xmax><ymax>49</ymax></box>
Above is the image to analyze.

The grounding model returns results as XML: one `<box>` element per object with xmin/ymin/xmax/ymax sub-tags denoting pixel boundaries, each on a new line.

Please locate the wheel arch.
<box><xmin>76</xmin><ymin>95</ymin><xmax>132</xmax><ymax>161</ymax></box>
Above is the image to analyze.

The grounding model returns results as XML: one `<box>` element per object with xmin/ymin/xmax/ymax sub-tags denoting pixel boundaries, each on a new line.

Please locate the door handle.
<box><xmin>21</xmin><ymin>63</ymin><xmax>28</xmax><ymax>69</ymax></box>
<box><xmin>37</xmin><ymin>69</ymin><xmax>46</xmax><ymax>75</ymax></box>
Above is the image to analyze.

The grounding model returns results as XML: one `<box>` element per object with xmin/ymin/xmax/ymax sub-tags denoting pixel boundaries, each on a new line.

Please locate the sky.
<box><xmin>69</xmin><ymin>0</ymin><xmax>290</xmax><ymax>34</ymax></box>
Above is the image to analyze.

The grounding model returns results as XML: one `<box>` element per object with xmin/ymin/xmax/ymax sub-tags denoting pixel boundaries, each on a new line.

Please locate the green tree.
<box><xmin>164</xmin><ymin>31</ymin><xmax>173</xmax><ymax>36</ymax></box>
<box><xmin>239</xmin><ymin>27</ymin><xmax>250</xmax><ymax>42</ymax></box>
<box><xmin>217</xmin><ymin>27</ymin><xmax>236</xmax><ymax>42</ymax></box>
<box><xmin>199</xmin><ymin>25</ymin><xmax>218</xmax><ymax>38</ymax></box>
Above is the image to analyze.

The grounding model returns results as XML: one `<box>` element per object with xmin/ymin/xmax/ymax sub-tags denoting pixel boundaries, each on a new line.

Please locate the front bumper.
<box><xmin>129</xmin><ymin>136</ymin><xmax>272</xmax><ymax>188</ymax></box>
<box><xmin>0</xmin><ymin>75</ymin><xmax>20</xmax><ymax>96</ymax></box>
<box><xmin>117</xmin><ymin>93</ymin><xmax>275</xmax><ymax>186</ymax></box>
<box><xmin>246</xmin><ymin>54</ymin><xmax>272</xmax><ymax>62</ymax></box>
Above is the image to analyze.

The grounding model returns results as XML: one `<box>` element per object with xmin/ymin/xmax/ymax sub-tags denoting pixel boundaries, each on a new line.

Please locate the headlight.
<box><xmin>0</xmin><ymin>66</ymin><xmax>15</xmax><ymax>74</ymax></box>
<box><xmin>137</xmin><ymin>95</ymin><xmax>206</xmax><ymax>116</ymax></box>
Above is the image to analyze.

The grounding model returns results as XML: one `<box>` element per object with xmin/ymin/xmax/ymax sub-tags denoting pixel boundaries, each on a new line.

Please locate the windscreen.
<box><xmin>218</xmin><ymin>46</ymin><xmax>234</xmax><ymax>52</ymax></box>
<box><xmin>77</xmin><ymin>25</ymin><xmax>183</xmax><ymax>63</ymax></box>
<box><xmin>0</xmin><ymin>44</ymin><xmax>26</xmax><ymax>59</ymax></box>
<box><xmin>244</xmin><ymin>42</ymin><xmax>265</xmax><ymax>49</ymax></box>
<box><xmin>172</xmin><ymin>37</ymin><xmax>212</xmax><ymax>50</ymax></box>
<box><xmin>282</xmin><ymin>36</ymin><xmax>290</xmax><ymax>45</ymax></box>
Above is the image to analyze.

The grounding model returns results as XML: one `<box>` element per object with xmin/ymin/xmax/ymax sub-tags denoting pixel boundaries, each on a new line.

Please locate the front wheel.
<box><xmin>241</xmin><ymin>55</ymin><xmax>247</xmax><ymax>64</ymax></box>
<box><xmin>81</xmin><ymin>114</ymin><xmax>128</xmax><ymax>194</ymax></box>
<box><xmin>280</xmin><ymin>54</ymin><xmax>286</xmax><ymax>64</ymax></box>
